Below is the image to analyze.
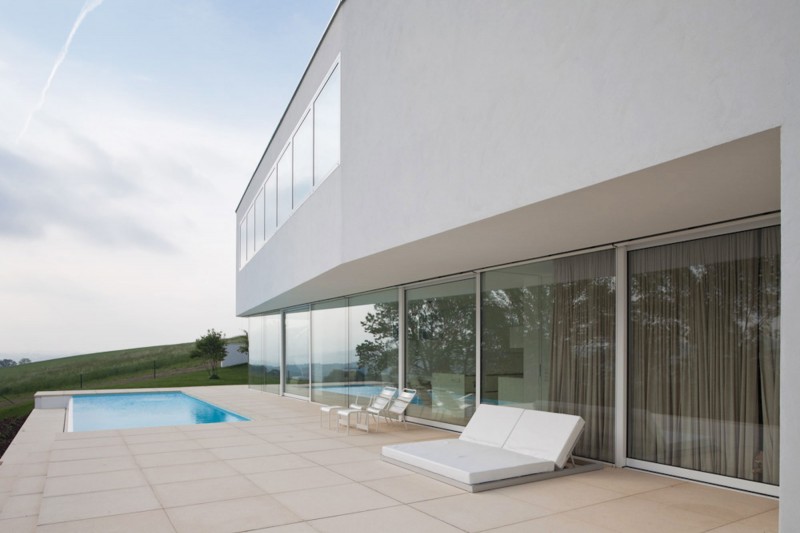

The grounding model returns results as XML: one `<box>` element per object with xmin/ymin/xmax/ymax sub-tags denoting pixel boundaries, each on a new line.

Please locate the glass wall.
<box><xmin>264</xmin><ymin>312</ymin><xmax>282</xmax><ymax>394</ymax></box>
<box><xmin>264</xmin><ymin>170</ymin><xmax>277</xmax><ymax>240</ymax></box>
<box><xmin>348</xmin><ymin>290</ymin><xmax>400</xmax><ymax>406</ymax></box>
<box><xmin>314</xmin><ymin>64</ymin><xmax>340</xmax><ymax>184</ymax></box>
<box><xmin>284</xmin><ymin>307</ymin><xmax>310</xmax><ymax>398</ymax></box>
<box><xmin>277</xmin><ymin>146</ymin><xmax>292</xmax><ymax>226</ymax></box>
<box><xmin>248</xmin><ymin>316</ymin><xmax>265</xmax><ymax>391</ymax></box>
<box><xmin>406</xmin><ymin>279</ymin><xmax>476</xmax><ymax>426</ymax></box>
<box><xmin>239</xmin><ymin>219</ymin><xmax>246</xmax><ymax>266</ymax></box>
<box><xmin>481</xmin><ymin>250</ymin><xmax>616</xmax><ymax>462</ymax></box>
<box><xmin>255</xmin><ymin>189</ymin><xmax>265</xmax><ymax>246</ymax></box>
<box><xmin>628</xmin><ymin>227</ymin><xmax>780</xmax><ymax>484</ymax></box>
<box><xmin>293</xmin><ymin>113</ymin><xmax>314</xmax><ymax>207</ymax></box>
<box><xmin>310</xmin><ymin>299</ymin><xmax>348</xmax><ymax>406</ymax></box>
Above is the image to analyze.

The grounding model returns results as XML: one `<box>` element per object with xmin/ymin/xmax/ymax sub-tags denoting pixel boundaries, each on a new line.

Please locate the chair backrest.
<box><xmin>366</xmin><ymin>386</ymin><xmax>397</xmax><ymax>414</ymax></box>
<box><xmin>387</xmin><ymin>388</ymin><xmax>416</xmax><ymax>415</ymax></box>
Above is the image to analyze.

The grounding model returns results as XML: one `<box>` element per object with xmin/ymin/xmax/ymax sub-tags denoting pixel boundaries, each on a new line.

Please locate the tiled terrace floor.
<box><xmin>0</xmin><ymin>386</ymin><xmax>779</xmax><ymax>532</ymax></box>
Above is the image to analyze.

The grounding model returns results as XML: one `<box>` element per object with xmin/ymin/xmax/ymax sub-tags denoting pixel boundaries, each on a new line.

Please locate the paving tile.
<box><xmin>483</xmin><ymin>513</ymin><xmax>619</xmax><ymax>532</ymax></box>
<box><xmin>166</xmin><ymin>494</ymin><xmax>301</xmax><ymax>533</ymax></box>
<box><xmin>272</xmin><ymin>483</ymin><xmax>399</xmax><ymax>521</ymax></box>
<box><xmin>247</xmin><ymin>523</ymin><xmax>317</xmax><ymax>533</ymax></box>
<box><xmin>411</xmin><ymin>491</ymin><xmax>552</xmax><ymax>532</ymax></box>
<box><xmin>496</xmin><ymin>475</ymin><xmax>626</xmax><ymax>512</ymax></box>
<box><xmin>49</xmin><ymin>445</ymin><xmax>130</xmax><ymax>462</ymax></box>
<box><xmin>36</xmin><ymin>509</ymin><xmax>176</xmax><ymax>533</ymax></box>
<box><xmin>561</xmin><ymin>494</ymin><xmax>727</xmax><ymax>533</ymax></box>
<box><xmin>43</xmin><ymin>469</ymin><xmax>147</xmax><ymax>497</ymax></box>
<box><xmin>226</xmin><ymin>454</ymin><xmax>317</xmax><ymax>475</ymax></box>
<box><xmin>52</xmin><ymin>437</ymin><xmax>124</xmax><ymax>450</ymax></box>
<box><xmin>571</xmin><ymin>467</ymin><xmax>682</xmax><ymax>494</ymax></box>
<box><xmin>47</xmin><ymin>455</ymin><xmax>137</xmax><ymax>477</ymax></box>
<box><xmin>10</xmin><ymin>475</ymin><xmax>46</xmax><ymax>495</ymax></box>
<box><xmin>127</xmin><ymin>440</ymin><xmax>202</xmax><ymax>455</ymax></box>
<box><xmin>260</xmin><ymin>430</ymin><xmax>330</xmax><ymax>443</ymax></box>
<box><xmin>363</xmin><ymin>473</ymin><xmax>463</xmax><ymax>503</ymax></box>
<box><xmin>123</xmin><ymin>430</ymin><xmax>189</xmax><ymax>445</ymax></box>
<box><xmin>38</xmin><ymin>486</ymin><xmax>160</xmax><ymax>524</ymax></box>
<box><xmin>636</xmin><ymin>482</ymin><xmax>778</xmax><ymax>522</ymax></box>
<box><xmin>0</xmin><ymin>492</ymin><xmax>41</xmax><ymax>519</ymax></box>
<box><xmin>142</xmin><ymin>461</ymin><xmax>238</xmax><ymax>485</ymax></box>
<box><xmin>299</xmin><ymin>447</ymin><xmax>377</xmax><ymax>466</ymax></box>
<box><xmin>327</xmin><ymin>459</ymin><xmax>413</xmax><ymax>482</ymax></box>
<box><xmin>309</xmin><ymin>504</ymin><xmax>461</xmax><ymax>532</ymax></box>
<box><xmin>207</xmin><ymin>442</ymin><xmax>287</xmax><ymax>460</ymax></box>
<box><xmin>134</xmin><ymin>449</ymin><xmax>218</xmax><ymax>468</ymax></box>
<box><xmin>247</xmin><ymin>466</ymin><xmax>351</xmax><ymax>493</ymax></box>
<box><xmin>153</xmin><ymin>475</ymin><xmax>263</xmax><ymax>508</ymax></box>
<box><xmin>706</xmin><ymin>509</ymin><xmax>779</xmax><ymax>532</ymax></box>
<box><xmin>0</xmin><ymin>514</ymin><xmax>37</xmax><ymax>532</ymax></box>
<box><xmin>276</xmin><ymin>437</ymin><xmax>354</xmax><ymax>453</ymax></box>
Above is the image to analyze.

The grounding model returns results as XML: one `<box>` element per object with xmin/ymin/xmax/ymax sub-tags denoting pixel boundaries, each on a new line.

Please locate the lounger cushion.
<box><xmin>502</xmin><ymin>410</ymin><xmax>585</xmax><ymax>468</ymax></box>
<box><xmin>458</xmin><ymin>404</ymin><xmax>524</xmax><ymax>448</ymax></box>
<box><xmin>383</xmin><ymin>440</ymin><xmax>554</xmax><ymax>484</ymax></box>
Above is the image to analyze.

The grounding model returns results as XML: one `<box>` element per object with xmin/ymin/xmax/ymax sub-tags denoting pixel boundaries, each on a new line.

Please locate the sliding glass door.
<box><xmin>627</xmin><ymin>226</ymin><xmax>780</xmax><ymax>485</ymax></box>
<box><xmin>405</xmin><ymin>279</ymin><xmax>476</xmax><ymax>426</ymax></box>
<box><xmin>284</xmin><ymin>306</ymin><xmax>310</xmax><ymax>398</ymax></box>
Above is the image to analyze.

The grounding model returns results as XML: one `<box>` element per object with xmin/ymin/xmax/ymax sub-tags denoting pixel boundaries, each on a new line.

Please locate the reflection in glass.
<box><xmin>293</xmin><ymin>112</ymin><xmax>313</xmax><ymax>207</ymax></box>
<box><xmin>264</xmin><ymin>170</ymin><xmax>277</xmax><ymax>240</ymax></box>
<box><xmin>350</xmin><ymin>290</ymin><xmax>399</xmax><ymax>407</ymax></box>
<box><xmin>310</xmin><ymin>299</ymin><xmax>348</xmax><ymax>406</ymax></box>
<box><xmin>239</xmin><ymin>219</ymin><xmax>247</xmax><ymax>266</ymax></box>
<box><xmin>264</xmin><ymin>312</ymin><xmax>281</xmax><ymax>394</ymax></box>
<box><xmin>246</xmin><ymin>207</ymin><xmax>255</xmax><ymax>257</ymax></box>
<box><xmin>248</xmin><ymin>316</ymin><xmax>265</xmax><ymax>391</ymax></box>
<box><xmin>277</xmin><ymin>145</ymin><xmax>292</xmax><ymax>225</ymax></box>
<box><xmin>628</xmin><ymin>227</ymin><xmax>780</xmax><ymax>484</ymax></box>
<box><xmin>255</xmin><ymin>189</ymin><xmax>265</xmax><ymax>246</ymax></box>
<box><xmin>405</xmin><ymin>279</ymin><xmax>476</xmax><ymax>426</ymax></box>
<box><xmin>314</xmin><ymin>65</ymin><xmax>340</xmax><ymax>184</ymax></box>
<box><xmin>284</xmin><ymin>307</ymin><xmax>310</xmax><ymax>398</ymax></box>
<box><xmin>481</xmin><ymin>250</ymin><xmax>616</xmax><ymax>461</ymax></box>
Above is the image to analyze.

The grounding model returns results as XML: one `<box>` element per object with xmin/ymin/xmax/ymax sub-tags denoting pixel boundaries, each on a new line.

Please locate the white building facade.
<box><xmin>236</xmin><ymin>1</ymin><xmax>799</xmax><ymax>527</ymax></box>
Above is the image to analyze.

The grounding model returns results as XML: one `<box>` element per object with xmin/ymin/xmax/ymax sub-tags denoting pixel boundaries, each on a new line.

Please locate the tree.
<box><xmin>190</xmin><ymin>329</ymin><xmax>227</xmax><ymax>379</ymax></box>
<box><xmin>238</xmin><ymin>330</ymin><xmax>249</xmax><ymax>356</ymax></box>
<box><xmin>0</xmin><ymin>359</ymin><xmax>17</xmax><ymax>368</ymax></box>
<box><xmin>18</xmin><ymin>358</ymin><xmax>32</xmax><ymax>365</ymax></box>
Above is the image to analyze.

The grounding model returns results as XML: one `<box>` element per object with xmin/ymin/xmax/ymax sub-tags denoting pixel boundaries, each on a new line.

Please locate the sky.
<box><xmin>0</xmin><ymin>0</ymin><xmax>339</xmax><ymax>360</ymax></box>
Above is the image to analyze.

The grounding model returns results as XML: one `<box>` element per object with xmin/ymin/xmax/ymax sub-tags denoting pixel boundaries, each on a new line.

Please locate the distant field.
<box><xmin>0</xmin><ymin>337</ymin><xmax>248</xmax><ymax>421</ymax></box>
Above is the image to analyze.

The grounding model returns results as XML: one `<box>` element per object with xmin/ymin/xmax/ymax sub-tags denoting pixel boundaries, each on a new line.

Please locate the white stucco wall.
<box><xmin>235</xmin><ymin>1</ymin><xmax>798</xmax><ymax>527</ymax></box>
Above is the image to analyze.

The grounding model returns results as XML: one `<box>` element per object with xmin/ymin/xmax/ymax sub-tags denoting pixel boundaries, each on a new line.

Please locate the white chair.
<box><xmin>383</xmin><ymin>388</ymin><xmax>416</xmax><ymax>428</ymax></box>
<box><xmin>320</xmin><ymin>404</ymin><xmax>343</xmax><ymax>429</ymax></box>
<box><xmin>338</xmin><ymin>386</ymin><xmax>396</xmax><ymax>434</ymax></box>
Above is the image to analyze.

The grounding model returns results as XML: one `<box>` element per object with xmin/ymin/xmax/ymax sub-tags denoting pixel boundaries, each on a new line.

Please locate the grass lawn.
<box><xmin>0</xmin><ymin>338</ymin><xmax>248</xmax><ymax>421</ymax></box>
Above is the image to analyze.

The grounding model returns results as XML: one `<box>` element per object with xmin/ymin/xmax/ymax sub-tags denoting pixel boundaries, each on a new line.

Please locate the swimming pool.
<box><xmin>69</xmin><ymin>391</ymin><xmax>249</xmax><ymax>432</ymax></box>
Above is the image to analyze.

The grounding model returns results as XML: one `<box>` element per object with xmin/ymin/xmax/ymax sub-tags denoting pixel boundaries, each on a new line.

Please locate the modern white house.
<box><xmin>236</xmin><ymin>0</ymin><xmax>799</xmax><ymax>527</ymax></box>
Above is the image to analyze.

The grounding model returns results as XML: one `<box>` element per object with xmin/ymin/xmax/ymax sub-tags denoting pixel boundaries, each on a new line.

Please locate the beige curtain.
<box><xmin>549</xmin><ymin>250</ymin><xmax>616</xmax><ymax>462</ymax></box>
<box><xmin>628</xmin><ymin>227</ymin><xmax>780</xmax><ymax>485</ymax></box>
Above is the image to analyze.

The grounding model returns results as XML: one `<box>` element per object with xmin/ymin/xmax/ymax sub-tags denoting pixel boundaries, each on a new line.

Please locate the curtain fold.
<box><xmin>628</xmin><ymin>227</ymin><xmax>780</xmax><ymax>485</ymax></box>
<box><xmin>549</xmin><ymin>250</ymin><xmax>616</xmax><ymax>462</ymax></box>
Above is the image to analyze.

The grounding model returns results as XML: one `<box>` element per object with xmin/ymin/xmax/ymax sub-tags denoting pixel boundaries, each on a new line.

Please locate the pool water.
<box><xmin>70</xmin><ymin>392</ymin><xmax>249</xmax><ymax>432</ymax></box>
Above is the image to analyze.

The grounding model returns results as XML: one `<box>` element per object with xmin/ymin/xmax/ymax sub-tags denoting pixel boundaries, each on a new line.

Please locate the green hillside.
<box><xmin>0</xmin><ymin>337</ymin><xmax>249</xmax><ymax>421</ymax></box>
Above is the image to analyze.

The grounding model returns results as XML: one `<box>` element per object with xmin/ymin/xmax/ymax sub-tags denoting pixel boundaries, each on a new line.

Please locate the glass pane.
<box><xmin>628</xmin><ymin>227</ymin><xmax>780</xmax><ymax>484</ymax></box>
<box><xmin>264</xmin><ymin>312</ymin><xmax>281</xmax><ymax>394</ymax></box>
<box><xmin>406</xmin><ymin>279</ymin><xmax>476</xmax><ymax>426</ymax></box>
<box><xmin>349</xmin><ymin>290</ymin><xmax>399</xmax><ymax>407</ymax></box>
<box><xmin>255</xmin><ymin>189</ymin><xmax>265</xmax><ymax>246</ymax></box>
<box><xmin>314</xmin><ymin>64</ymin><xmax>340</xmax><ymax>184</ymax></box>
<box><xmin>239</xmin><ymin>219</ymin><xmax>247</xmax><ymax>266</ymax></box>
<box><xmin>481</xmin><ymin>249</ymin><xmax>616</xmax><ymax>462</ymax></box>
<box><xmin>277</xmin><ymin>145</ymin><xmax>292</xmax><ymax>225</ymax></box>
<box><xmin>246</xmin><ymin>207</ymin><xmax>255</xmax><ymax>256</ymax></box>
<box><xmin>310</xmin><ymin>299</ymin><xmax>348</xmax><ymax>406</ymax></box>
<box><xmin>284</xmin><ymin>307</ymin><xmax>310</xmax><ymax>398</ymax></box>
<box><xmin>265</xmin><ymin>169</ymin><xmax>277</xmax><ymax>240</ymax></box>
<box><xmin>248</xmin><ymin>316</ymin><xmax>265</xmax><ymax>391</ymax></box>
<box><xmin>293</xmin><ymin>112</ymin><xmax>313</xmax><ymax>207</ymax></box>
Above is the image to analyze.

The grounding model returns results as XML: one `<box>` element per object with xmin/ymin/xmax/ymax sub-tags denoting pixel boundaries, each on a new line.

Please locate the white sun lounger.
<box><xmin>381</xmin><ymin>404</ymin><xmax>601</xmax><ymax>492</ymax></box>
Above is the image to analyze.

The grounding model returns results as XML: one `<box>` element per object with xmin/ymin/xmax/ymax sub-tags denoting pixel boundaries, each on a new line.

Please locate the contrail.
<box><xmin>16</xmin><ymin>0</ymin><xmax>106</xmax><ymax>144</ymax></box>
